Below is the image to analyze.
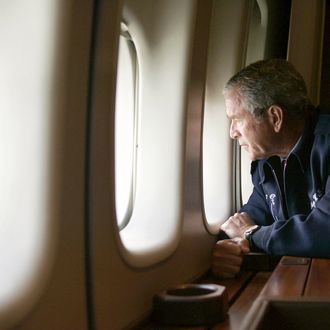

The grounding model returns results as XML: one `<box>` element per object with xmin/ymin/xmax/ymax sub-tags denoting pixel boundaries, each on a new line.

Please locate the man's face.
<box><xmin>225</xmin><ymin>89</ymin><xmax>276</xmax><ymax>161</ymax></box>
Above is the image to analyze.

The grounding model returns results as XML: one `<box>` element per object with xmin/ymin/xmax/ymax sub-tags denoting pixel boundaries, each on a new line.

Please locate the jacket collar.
<box><xmin>258</xmin><ymin>107</ymin><xmax>319</xmax><ymax>183</ymax></box>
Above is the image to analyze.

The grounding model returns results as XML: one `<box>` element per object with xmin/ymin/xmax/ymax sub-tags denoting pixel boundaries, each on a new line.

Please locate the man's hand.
<box><xmin>212</xmin><ymin>237</ymin><xmax>250</xmax><ymax>278</ymax></box>
<box><xmin>220</xmin><ymin>212</ymin><xmax>256</xmax><ymax>239</ymax></box>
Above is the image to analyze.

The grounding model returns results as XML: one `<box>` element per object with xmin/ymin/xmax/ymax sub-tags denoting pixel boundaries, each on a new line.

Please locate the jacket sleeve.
<box><xmin>239</xmin><ymin>161</ymin><xmax>274</xmax><ymax>227</ymax></box>
<box><xmin>240</xmin><ymin>185</ymin><xmax>274</xmax><ymax>227</ymax></box>
<box><xmin>251</xmin><ymin>174</ymin><xmax>330</xmax><ymax>257</ymax></box>
<box><xmin>238</xmin><ymin>162</ymin><xmax>274</xmax><ymax>251</ymax></box>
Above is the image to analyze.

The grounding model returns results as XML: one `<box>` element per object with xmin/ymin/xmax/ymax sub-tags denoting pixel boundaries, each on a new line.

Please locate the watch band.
<box><xmin>244</xmin><ymin>225</ymin><xmax>260</xmax><ymax>240</ymax></box>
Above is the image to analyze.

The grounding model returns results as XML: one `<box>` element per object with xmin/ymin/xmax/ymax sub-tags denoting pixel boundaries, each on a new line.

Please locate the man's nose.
<box><xmin>230</xmin><ymin>122</ymin><xmax>239</xmax><ymax>139</ymax></box>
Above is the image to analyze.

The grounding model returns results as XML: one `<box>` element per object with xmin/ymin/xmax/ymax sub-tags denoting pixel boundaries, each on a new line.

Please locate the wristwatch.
<box><xmin>244</xmin><ymin>225</ymin><xmax>260</xmax><ymax>240</ymax></box>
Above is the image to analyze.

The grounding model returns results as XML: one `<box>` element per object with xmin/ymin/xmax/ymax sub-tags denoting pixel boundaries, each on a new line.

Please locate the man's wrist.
<box><xmin>244</xmin><ymin>225</ymin><xmax>260</xmax><ymax>240</ymax></box>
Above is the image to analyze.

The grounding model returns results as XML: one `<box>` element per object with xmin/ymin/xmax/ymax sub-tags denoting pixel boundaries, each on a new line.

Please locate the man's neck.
<box><xmin>277</xmin><ymin>119</ymin><xmax>305</xmax><ymax>158</ymax></box>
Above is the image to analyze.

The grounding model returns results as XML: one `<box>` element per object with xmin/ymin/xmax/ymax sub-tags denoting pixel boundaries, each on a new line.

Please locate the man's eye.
<box><xmin>233</xmin><ymin>119</ymin><xmax>242</xmax><ymax>125</ymax></box>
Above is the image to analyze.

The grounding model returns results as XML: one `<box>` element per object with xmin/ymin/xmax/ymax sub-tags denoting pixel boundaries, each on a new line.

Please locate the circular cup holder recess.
<box><xmin>152</xmin><ymin>283</ymin><xmax>228</xmax><ymax>326</ymax></box>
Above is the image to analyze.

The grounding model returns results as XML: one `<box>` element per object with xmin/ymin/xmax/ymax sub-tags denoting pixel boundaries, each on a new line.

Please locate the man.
<box><xmin>212</xmin><ymin>59</ymin><xmax>330</xmax><ymax>278</ymax></box>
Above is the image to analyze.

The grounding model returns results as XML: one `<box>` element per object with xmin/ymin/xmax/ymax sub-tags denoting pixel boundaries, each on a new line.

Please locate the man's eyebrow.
<box><xmin>226</xmin><ymin>114</ymin><xmax>239</xmax><ymax>120</ymax></box>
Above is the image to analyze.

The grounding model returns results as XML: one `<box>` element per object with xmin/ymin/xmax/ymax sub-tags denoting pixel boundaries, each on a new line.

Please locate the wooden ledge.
<box><xmin>259</xmin><ymin>256</ymin><xmax>311</xmax><ymax>298</ymax></box>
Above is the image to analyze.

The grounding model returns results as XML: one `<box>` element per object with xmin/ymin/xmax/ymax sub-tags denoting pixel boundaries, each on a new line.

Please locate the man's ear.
<box><xmin>267</xmin><ymin>105</ymin><xmax>283</xmax><ymax>132</ymax></box>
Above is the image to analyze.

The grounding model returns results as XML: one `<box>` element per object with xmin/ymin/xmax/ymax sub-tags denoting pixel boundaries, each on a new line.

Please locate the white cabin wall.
<box><xmin>15</xmin><ymin>1</ymin><xmax>93</xmax><ymax>329</ymax></box>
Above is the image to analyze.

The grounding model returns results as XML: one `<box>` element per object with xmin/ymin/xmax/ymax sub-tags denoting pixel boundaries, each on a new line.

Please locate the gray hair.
<box><xmin>223</xmin><ymin>59</ymin><xmax>311</xmax><ymax>119</ymax></box>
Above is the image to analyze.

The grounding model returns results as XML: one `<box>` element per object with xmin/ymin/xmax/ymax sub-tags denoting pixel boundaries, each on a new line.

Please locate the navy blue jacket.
<box><xmin>240</xmin><ymin>108</ymin><xmax>330</xmax><ymax>257</ymax></box>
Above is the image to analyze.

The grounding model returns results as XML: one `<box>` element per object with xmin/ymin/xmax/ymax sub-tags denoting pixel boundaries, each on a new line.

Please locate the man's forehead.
<box><xmin>225</xmin><ymin>94</ymin><xmax>247</xmax><ymax>118</ymax></box>
<box><xmin>224</xmin><ymin>88</ymin><xmax>244</xmax><ymax>105</ymax></box>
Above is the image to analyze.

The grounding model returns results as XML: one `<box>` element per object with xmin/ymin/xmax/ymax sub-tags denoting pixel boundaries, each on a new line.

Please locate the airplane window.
<box><xmin>202</xmin><ymin>0</ymin><xmax>291</xmax><ymax>231</ymax></box>
<box><xmin>241</xmin><ymin>0</ymin><xmax>291</xmax><ymax>205</ymax></box>
<box><xmin>202</xmin><ymin>2</ymin><xmax>248</xmax><ymax>234</ymax></box>
<box><xmin>245</xmin><ymin>0</ymin><xmax>268</xmax><ymax>66</ymax></box>
<box><xmin>241</xmin><ymin>0</ymin><xmax>268</xmax><ymax>204</ymax></box>
<box><xmin>115</xmin><ymin>0</ymin><xmax>196</xmax><ymax>267</ymax></box>
<box><xmin>115</xmin><ymin>23</ymin><xmax>138</xmax><ymax>230</ymax></box>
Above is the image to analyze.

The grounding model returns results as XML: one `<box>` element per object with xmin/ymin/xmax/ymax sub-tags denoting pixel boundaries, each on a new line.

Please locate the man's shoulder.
<box><xmin>312</xmin><ymin>111</ymin><xmax>330</xmax><ymax>158</ymax></box>
<box><xmin>250</xmin><ymin>160</ymin><xmax>267</xmax><ymax>183</ymax></box>
<box><xmin>250</xmin><ymin>160</ymin><xmax>259</xmax><ymax>174</ymax></box>
<box><xmin>315</xmin><ymin>114</ymin><xmax>330</xmax><ymax>135</ymax></box>
<box><xmin>250</xmin><ymin>159</ymin><xmax>267</xmax><ymax>172</ymax></box>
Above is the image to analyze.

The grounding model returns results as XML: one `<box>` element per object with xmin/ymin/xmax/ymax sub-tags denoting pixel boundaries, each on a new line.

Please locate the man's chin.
<box><xmin>241</xmin><ymin>146</ymin><xmax>254</xmax><ymax>160</ymax></box>
<box><xmin>246</xmin><ymin>150</ymin><xmax>259</xmax><ymax>161</ymax></box>
<box><xmin>242</xmin><ymin>147</ymin><xmax>263</xmax><ymax>161</ymax></box>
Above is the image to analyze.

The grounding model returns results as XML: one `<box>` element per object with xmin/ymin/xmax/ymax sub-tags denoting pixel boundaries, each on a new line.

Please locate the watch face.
<box><xmin>245</xmin><ymin>225</ymin><xmax>260</xmax><ymax>238</ymax></box>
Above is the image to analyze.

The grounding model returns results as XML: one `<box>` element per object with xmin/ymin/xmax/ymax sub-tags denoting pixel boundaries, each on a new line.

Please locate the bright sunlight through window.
<box><xmin>115</xmin><ymin>23</ymin><xmax>139</xmax><ymax>230</ymax></box>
